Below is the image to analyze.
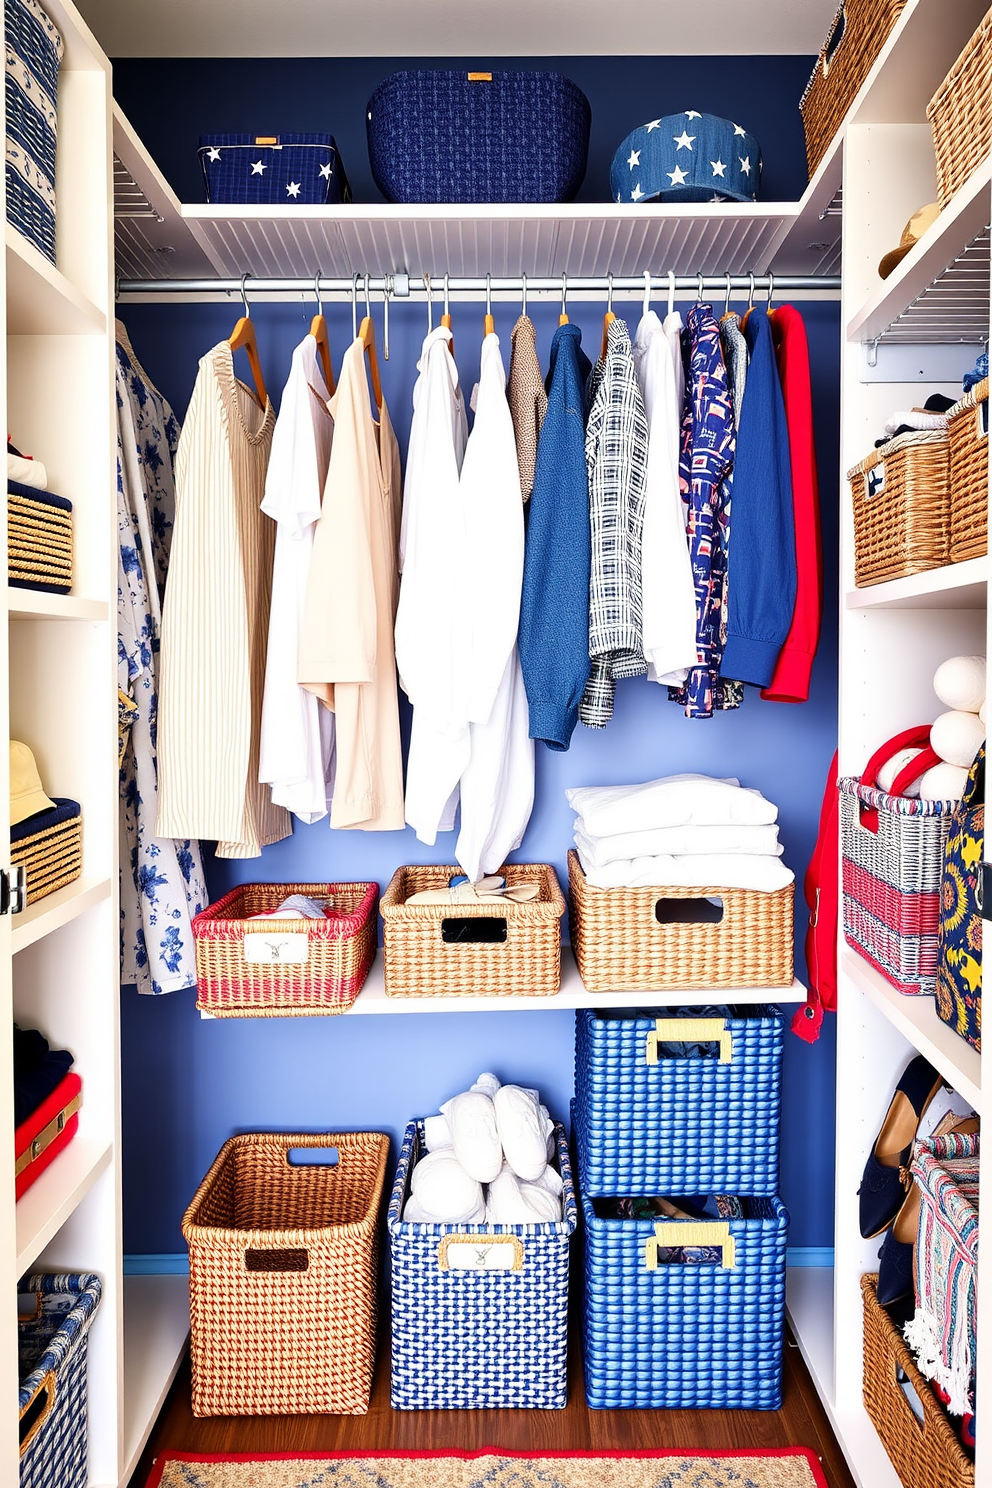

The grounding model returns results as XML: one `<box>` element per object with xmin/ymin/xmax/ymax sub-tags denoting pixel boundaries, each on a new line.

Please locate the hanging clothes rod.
<box><xmin>116</xmin><ymin>272</ymin><xmax>841</xmax><ymax>299</ymax></box>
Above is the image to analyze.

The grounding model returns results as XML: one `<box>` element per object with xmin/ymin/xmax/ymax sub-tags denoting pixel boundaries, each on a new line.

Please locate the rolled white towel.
<box><xmin>919</xmin><ymin>762</ymin><xmax>970</xmax><ymax>801</ymax></box>
<box><xmin>423</xmin><ymin>1114</ymin><xmax>453</xmax><ymax>1151</ymax></box>
<box><xmin>410</xmin><ymin>1149</ymin><xmax>484</xmax><ymax>1221</ymax></box>
<box><xmin>530</xmin><ymin>1163</ymin><xmax>564</xmax><ymax>1199</ymax></box>
<box><xmin>486</xmin><ymin>1162</ymin><xmax>562</xmax><ymax>1224</ymax></box>
<box><xmin>579</xmin><ymin>851</ymin><xmax>795</xmax><ymax>893</ymax></box>
<box><xmin>494</xmin><ymin>1085</ymin><xmax>552</xmax><ymax>1181</ymax></box>
<box><xmin>403</xmin><ymin>1191</ymin><xmax>488</xmax><ymax>1224</ymax></box>
<box><xmin>566</xmin><ymin>775</ymin><xmax>774</xmax><ymax>836</ymax></box>
<box><xmin>541</xmin><ymin>1104</ymin><xmax>556</xmax><ymax>1160</ymax></box>
<box><xmin>440</xmin><ymin>1084</ymin><xmax>503</xmax><ymax>1183</ymax></box>
<box><xmin>573</xmin><ymin>821</ymin><xmax>782</xmax><ymax>866</ymax></box>
<box><xmin>8</xmin><ymin>453</ymin><xmax>48</xmax><ymax>489</ymax></box>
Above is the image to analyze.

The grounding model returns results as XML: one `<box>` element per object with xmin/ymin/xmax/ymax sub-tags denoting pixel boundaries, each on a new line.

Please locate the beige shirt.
<box><xmin>298</xmin><ymin>338</ymin><xmax>405</xmax><ymax>831</ymax></box>
<box><xmin>507</xmin><ymin>315</ymin><xmax>547</xmax><ymax>502</ymax></box>
<box><xmin>157</xmin><ymin>341</ymin><xmax>292</xmax><ymax>857</ymax></box>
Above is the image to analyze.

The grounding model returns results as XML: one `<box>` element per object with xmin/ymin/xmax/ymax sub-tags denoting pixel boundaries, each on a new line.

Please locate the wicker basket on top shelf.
<box><xmin>948</xmin><ymin>377</ymin><xmax>989</xmax><ymax>564</ymax></box>
<box><xmin>927</xmin><ymin>8</ymin><xmax>992</xmax><ymax>208</ymax></box>
<box><xmin>848</xmin><ymin>428</ymin><xmax>950</xmax><ymax>587</ymax></box>
<box><xmin>799</xmin><ymin>0</ymin><xmax>908</xmax><ymax>178</ymax></box>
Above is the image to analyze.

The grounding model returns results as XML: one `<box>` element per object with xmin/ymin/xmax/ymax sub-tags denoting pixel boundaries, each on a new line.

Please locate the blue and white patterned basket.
<box><xmin>388</xmin><ymin>1120</ymin><xmax>577</xmax><ymax>1409</ymax></box>
<box><xmin>5</xmin><ymin>0</ymin><xmax>63</xmax><ymax>263</ymax></box>
<box><xmin>579</xmin><ymin>1160</ymin><xmax>788</xmax><ymax>1410</ymax></box>
<box><xmin>198</xmin><ymin>133</ymin><xmax>350</xmax><ymax>205</ymax></box>
<box><xmin>18</xmin><ymin>1272</ymin><xmax>102</xmax><ymax>1488</ymax></box>
<box><xmin>573</xmin><ymin>1005</ymin><xmax>784</xmax><ymax>1197</ymax></box>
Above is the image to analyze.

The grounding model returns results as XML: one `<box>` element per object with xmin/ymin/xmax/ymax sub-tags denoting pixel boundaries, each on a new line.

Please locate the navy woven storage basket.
<box><xmin>579</xmin><ymin>1172</ymin><xmax>788</xmax><ymax>1410</ymax></box>
<box><xmin>5</xmin><ymin>0</ymin><xmax>63</xmax><ymax>264</ymax></box>
<box><xmin>18</xmin><ymin>1272</ymin><xmax>101</xmax><ymax>1488</ymax></box>
<box><xmin>573</xmin><ymin>1005</ymin><xmax>784</xmax><ymax>1196</ymax></box>
<box><xmin>388</xmin><ymin>1119</ymin><xmax>577</xmax><ymax>1409</ymax></box>
<box><xmin>198</xmin><ymin>134</ymin><xmax>350</xmax><ymax>204</ymax></box>
<box><xmin>366</xmin><ymin>70</ymin><xmax>591</xmax><ymax>203</ymax></box>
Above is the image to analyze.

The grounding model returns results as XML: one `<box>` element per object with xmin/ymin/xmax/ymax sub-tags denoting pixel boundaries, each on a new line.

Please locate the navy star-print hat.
<box><xmin>609</xmin><ymin>112</ymin><xmax>761</xmax><ymax>204</ymax></box>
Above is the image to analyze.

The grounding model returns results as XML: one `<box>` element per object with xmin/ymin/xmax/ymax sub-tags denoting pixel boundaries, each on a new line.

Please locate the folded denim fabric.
<box><xmin>577</xmin><ymin>847</ymin><xmax>794</xmax><ymax>892</ymax></box>
<box><xmin>566</xmin><ymin>774</ymin><xmax>777</xmax><ymax>837</ymax></box>
<box><xmin>573</xmin><ymin>821</ymin><xmax>782</xmax><ymax>867</ymax></box>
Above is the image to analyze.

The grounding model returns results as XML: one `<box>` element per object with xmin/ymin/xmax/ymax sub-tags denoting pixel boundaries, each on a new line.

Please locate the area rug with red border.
<box><xmin>144</xmin><ymin>1447</ymin><xmax>830</xmax><ymax>1488</ymax></box>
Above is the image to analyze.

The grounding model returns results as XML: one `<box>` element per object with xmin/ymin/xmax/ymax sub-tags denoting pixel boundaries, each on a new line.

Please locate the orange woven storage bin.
<box><xmin>192</xmin><ymin>881</ymin><xmax>378</xmax><ymax>1017</ymax></box>
<box><xmin>927</xmin><ymin>9</ymin><xmax>992</xmax><ymax>208</ymax></box>
<box><xmin>848</xmin><ymin>428</ymin><xmax>950</xmax><ymax>587</ymax></box>
<box><xmin>948</xmin><ymin>377</ymin><xmax>989</xmax><ymax>564</ymax></box>
<box><xmin>567</xmin><ymin>850</ymin><xmax>794</xmax><ymax>993</ymax></box>
<box><xmin>799</xmin><ymin>0</ymin><xmax>908</xmax><ymax>177</ymax></box>
<box><xmin>381</xmin><ymin>862</ymin><xmax>565</xmax><ymax>998</ymax></box>
<box><xmin>861</xmin><ymin>1273</ymin><xmax>974</xmax><ymax>1488</ymax></box>
<box><xmin>182</xmin><ymin>1130</ymin><xmax>389</xmax><ymax>1417</ymax></box>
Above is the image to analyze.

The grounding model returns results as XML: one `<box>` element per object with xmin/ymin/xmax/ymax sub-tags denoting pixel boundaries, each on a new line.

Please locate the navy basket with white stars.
<box><xmin>388</xmin><ymin>1119</ymin><xmax>577</xmax><ymax>1410</ymax></box>
<box><xmin>610</xmin><ymin>111</ymin><xmax>761</xmax><ymax>204</ymax></box>
<box><xmin>198</xmin><ymin>134</ymin><xmax>350</xmax><ymax>205</ymax></box>
<box><xmin>5</xmin><ymin>0</ymin><xmax>63</xmax><ymax>264</ymax></box>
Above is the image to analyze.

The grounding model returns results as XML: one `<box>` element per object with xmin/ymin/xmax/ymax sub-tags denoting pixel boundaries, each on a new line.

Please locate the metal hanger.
<box><xmin>766</xmin><ymin>272</ymin><xmax>776</xmax><ymax>312</ymax></box>
<box><xmin>643</xmin><ymin>270</ymin><xmax>651</xmax><ymax>319</ymax></box>
<box><xmin>600</xmin><ymin>272</ymin><xmax>616</xmax><ymax>358</ymax></box>
<box><xmin>667</xmin><ymin>270</ymin><xmax>676</xmax><ymax>318</ymax></box>
<box><xmin>383</xmin><ymin>274</ymin><xmax>391</xmax><ymax>360</ymax></box>
<box><xmin>559</xmin><ymin>272</ymin><xmax>569</xmax><ymax>326</ymax></box>
<box><xmin>521</xmin><ymin>272</ymin><xmax>528</xmax><ymax>318</ymax></box>
<box><xmin>484</xmin><ymin>272</ymin><xmax>494</xmax><ymax>336</ymax></box>
<box><xmin>424</xmin><ymin>273</ymin><xmax>433</xmax><ymax>332</ymax></box>
<box><xmin>309</xmin><ymin>269</ymin><xmax>335</xmax><ymax>395</ymax></box>
<box><xmin>441</xmin><ymin>271</ymin><xmax>453</xmax><ymax>354</ymax></box>
<box><xmin>724</xmin><ymin>272</ymin><xmax>732</xmax><ymax>317</ymax></box>
<box><xmin>352</xmin><ymin>272</ymin><xmax>360</xmax><ymax>341</ymax></box>
<box><xmin>696</xmin><ymin>271</ymin><xmax>704</xmax><ymax>302</ymax></box>
<box><xmin>359</xmin><ymin>271</ymin><xmax>382</xmax><ymax>410</ymax></box>
<box><xmin>227</xmin><ymin>272</ymin><xmax>267</xmax><ymax>410</ymax></box>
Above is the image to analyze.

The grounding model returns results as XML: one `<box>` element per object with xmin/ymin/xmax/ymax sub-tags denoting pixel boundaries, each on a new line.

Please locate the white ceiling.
<box><xmin>76</xmin><ymin>0</ymin><xmax>839</xmax><ymax>57</ymax></box>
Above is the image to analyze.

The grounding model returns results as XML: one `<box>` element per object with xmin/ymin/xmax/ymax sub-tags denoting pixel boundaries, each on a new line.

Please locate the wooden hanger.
<box><xmin>309</xmin><ymin>270</ymin><xmax>335</xmax><ymax>395</ymax></box>
<box><xmin>228</xmin><ymin>274</ymin><xmax>268</xmax><ymax>410</ymax></box>
<box><xmin>559</xmin><ymin>273</ymin><xmax>569</xmax><ymax>326</ymax></box>
<box><xmin>600</xmin><ymin>273</ymin><xmax>616</xmax><ymax>359</ymax></box>
<box><xmin>484</xmin><ymin>273</ymin><xmax>495</xmax><ymax>337</ymax></box>
<box><xmin>359</xmin><ymin>274</ymin><xmax>383</xmax><ymax>410</ymax></box>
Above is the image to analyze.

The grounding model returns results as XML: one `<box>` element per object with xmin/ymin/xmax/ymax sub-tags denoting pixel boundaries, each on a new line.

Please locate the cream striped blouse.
<box><xmin>156</xmin><ymin>341</ymin><xmax>292</xmax><ymax>857</ymax></box>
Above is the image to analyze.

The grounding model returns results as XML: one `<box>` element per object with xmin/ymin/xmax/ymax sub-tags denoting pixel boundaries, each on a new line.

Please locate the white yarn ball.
<box><xmin>933</xmin><ymin>655</ymin><xmax>986</xmax><ymax>714</ymax></box>
<box><xmin>919</xmin><ymin>763</ymin><xmax>970</xmax><ymax>801</ymax></box>
<box><xmin>930</xmin><ymin>709</ymin><xmax>986</xmax><ymax>768</ymax></box>
<box><xmin>876</xmin><ymin>747</ymin><xmax>924</xmax><ymax>796</ymax></box>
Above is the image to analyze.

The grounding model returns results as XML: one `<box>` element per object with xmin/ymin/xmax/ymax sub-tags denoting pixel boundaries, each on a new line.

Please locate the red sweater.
<box><xmin>761</xmin><ymin>306</ymin><xmax>822</xmax><ymax>703</ymax></box>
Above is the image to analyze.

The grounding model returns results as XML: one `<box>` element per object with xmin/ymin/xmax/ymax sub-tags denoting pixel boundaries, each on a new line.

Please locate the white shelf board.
<box><xmin>787</xmin><ymin>1266</ymin><xmax>834</xmax><ymax>1409</ymax></box>
<box><xmin>113</xmin><ymin>105</ymin><xmax>225</xmax><ymax>282</ymax></box>
<box><xmin>121</xmin><ymin>1274</ymin><xmax>189</xmax><ymax>1487</ymax></box>
<box><xmin>11</xmin><ymin>876</ymin><xmax>112</xmax><ymax>955</ymax></box>
<box><xmin>846</xmin><ymin>156</ymin><xmax>992</xmax><ymax>346</ymax></box>
<box><xmin>5</xmin><ymin>227</ymin><xmax>106</xmax><ymax>336</ymax></box>
<box><xmin>7</xmin><ymin>591</ymin><xmax>109</xmax><ymax>622</ymax></box>
<box><xmin>771</xmin><ymin>135</ymin><xmax>842</xmax><ymax>279</ymax></box>
<box><xmin>845</xmin><ymin>556</ymin><xmax>988</xmax><ymax>611</ymax></box>
<box><xmin>15</xmin><ymin>1137</ymin><xmax>113</xmax><ymax>1276</ymax></box>
<box><xmin>841</xmin><ymin>947</ymin><xmax>982</xmax><ymax>1112</ymax></box>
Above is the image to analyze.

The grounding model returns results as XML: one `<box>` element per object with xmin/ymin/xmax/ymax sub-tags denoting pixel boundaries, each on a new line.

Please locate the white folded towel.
<box><xmin>573</xmin><ymin>821</ymin><xmax>782</xmax><ymax>866</ymax></box>
<box><xmin>403</xmin><ymin>1191</ymin><xmax>488</xmax><ymax>1225</ymax></box>
<box><xmin>409</xmin><ymin>1149</ymin><xmax>484</xmax><ymax>1221</ymax></box>
<box><xmin>8</xmin><ymin>453</ymin><xmax>48</xmax><ymax>490</ymax></box>
<box><xmin>494</xmin><ymin>1085</ymin><xmax>553</xmax><ymax>1181</ymax></box>
<box><xmin>577</xmin><ymin>850</ymin><xmax>795</xmax><ymax>892</ymax></box>
<box><xmin>566</xmin><ymin>775</ymin><xmax>775</xmax><ymax>836</ymax></box>
<box><xmin>423</xmin><ymin>1114</ymin><xmax>453</xmax><ymax>1151</ymax></box>
<box><xmin>883</xmin><ymin>410</ymin><xmax>949</xmax><ymax>437</ymax></box>
<box><xmin>440</xmin><ymin>1074</ymin><xmax>503</xmax><ymax>1182</ymax></box>
<box><xmin>486</xmin><ymin>1162</ymin><xmax>562</xmax><ymax>1224</ymax></box>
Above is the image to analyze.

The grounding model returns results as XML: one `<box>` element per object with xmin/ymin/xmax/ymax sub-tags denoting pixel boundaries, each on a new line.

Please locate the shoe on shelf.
<box><xmin>859</xmin><ymin>1054</ymin><xmax>942</xmax><ymax>1239</ymax></box>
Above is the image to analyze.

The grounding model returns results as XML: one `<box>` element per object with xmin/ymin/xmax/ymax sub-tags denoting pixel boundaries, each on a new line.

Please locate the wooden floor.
<box><xmin>133</xmin><ymin>1329</ymin><xmax>857</xmax><ymax>1488</ymax></box>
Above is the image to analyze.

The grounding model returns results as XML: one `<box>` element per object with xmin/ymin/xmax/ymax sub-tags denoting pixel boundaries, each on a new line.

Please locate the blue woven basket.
<box><xmin>578</xmin><ymin>1169</ymin><xmax>788</xmax><ymax>1410</ymax></box>
<box><xmin>198</xmin><ymin>134</ymin><xmax>350</xmax><ymax>205</ymax></box>
<box><xmin>573</xmin><ymin>1005</ymin><xmax>784</xmax><ymax>1196</ymax></box>
<box><xmin>5</xmin><ymin>0</ymin><xmax>63</xmax><ymax>264</ymax></box>
<box><xmin>366</xmin><ymin>70</ymin><xmax>591</xmax><ymax>204</ymax></box>
<box><xmin>388</xmin><ymin>1119</ymin><xmax>577</xmax><ymax>1409</ymax></box>
<box><xmin>18</xmin><ymin>1272</ymin><xmax>102</xmax><ymax>1488</ymax></box>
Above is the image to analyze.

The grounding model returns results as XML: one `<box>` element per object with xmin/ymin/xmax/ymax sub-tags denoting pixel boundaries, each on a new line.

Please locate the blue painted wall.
<box><xmin>114</xmin><ymin>54</ymin><xmax>839</xmax><ymax>1258</ymax></box>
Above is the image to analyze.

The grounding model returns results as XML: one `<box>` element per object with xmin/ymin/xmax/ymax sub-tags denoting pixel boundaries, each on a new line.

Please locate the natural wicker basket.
<box><xmin>182</xmin><ymin>1130</ymin><xmax>389</xmax><ymax>1417</ymax></box>
<box><xmin>11</xmin><ymin>810</ymin><xmax>82</xmax><ymax>906</ymax></box>
<box><xmin>799</xmin><ymin>0</ymin><xmax>908</xmax><ymax>177</ymax></box>
<box><xmin>192</xmin><ymin>881</ymin><xmax>378</xmax><ymax>1017</ymax></box>
<box><xmin>861</xmin><ymin>1273</ymin><xmax>975</xmax><ymax>1488</ymax></box>
<box><xmin>7</xmin><ymin>487</ymin><xmax>73</xmax><ymax>594</ymax></box>
<box><xmin>567</xmin><ymin>850</ymin><xmax>794</xmax><ymax>992</ymax></box>
<box><xmin>927</xmin><ymin>9</ymin><xmax>992</xmax><ymax>208</ymax></box>
<box><xmin>948</xmin><ymin>377</ymin><xmax>988</xmax><ymax>564</ymax></box>
<box><xmin>848</xmin><ymin>428</ymin><xmax>950</xmax><ymax>587</ymax></box>
<box><xmin>380</xmin><ymin>863</ymin><xmax>565</xmax><ymax>998</ymax></box>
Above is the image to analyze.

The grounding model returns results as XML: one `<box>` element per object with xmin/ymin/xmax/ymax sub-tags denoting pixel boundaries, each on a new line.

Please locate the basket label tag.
<box><xmin>255</xmin><ymin>136</ymin><xmax>279</xmax><ymax>145</ymax></box>
<box><xmin>442</xmin><ymin>1240</ymin><xmax>519</xmax><ymax>1271</ymax></box>
<box><xmin>242</xmin><ymin>932</ymin><xmax>310</xmax><ymax>964</ymax></box>
<box><xmin>467</xmin><ymin>72</ymin><xmax>492</xmax><ymax>81</ymax></box>
<box><xmin>867</xmin><ymin>463</ymin><xmax>885</xmax><ymax>499</ymax></box>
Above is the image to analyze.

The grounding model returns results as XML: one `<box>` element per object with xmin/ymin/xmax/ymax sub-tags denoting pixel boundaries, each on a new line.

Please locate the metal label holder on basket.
<box><xmin>438</xmin><ymin>1234</ymin><xmax>525</xmax><ymax>1273</ymax></box>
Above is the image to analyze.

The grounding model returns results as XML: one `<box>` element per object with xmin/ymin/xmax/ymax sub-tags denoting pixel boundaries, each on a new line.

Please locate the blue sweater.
<box><xmin>721</xmin><ymin>310</ymin><xmax>797</xmax><ymax>688</ymax></box>
<box><xmin>518</xmin><ymin>322</ymin><xmax>592</xmax><ymax>751</ymax></box>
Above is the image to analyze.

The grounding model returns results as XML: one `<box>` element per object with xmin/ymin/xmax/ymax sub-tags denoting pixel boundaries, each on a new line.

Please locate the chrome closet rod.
<box><xmin>116</xmin><ymin>272</ymin><xmax>841</xmax><ymax>298</ymax></box>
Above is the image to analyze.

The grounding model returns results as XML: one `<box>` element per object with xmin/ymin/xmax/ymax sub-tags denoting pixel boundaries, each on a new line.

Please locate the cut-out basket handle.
<box><xmin>645</xmin><ymin>1018</ymin><xmax>732</xmax><ymax>1066</ymax></box>
<box><xmin>645</xmin><ymin>1221</ymin><xmax>736</xmax><ymax>1270</ymax></box>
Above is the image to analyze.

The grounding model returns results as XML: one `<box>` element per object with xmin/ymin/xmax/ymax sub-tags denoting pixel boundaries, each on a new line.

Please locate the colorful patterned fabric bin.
<box><xmin>579</xmin><ymin>1150</ymin><xmax>789</xmax><ymax>1411</ymax></box>
<box><xmin>840</xmin><ymin>776</ymin><xmax>957</xmax><ymax>994</ymax></box>
<box><xmin>905</xmin><ymin>1132</ymin><xmax>979</xmax><ymax>1419</ymax></box>
<box><xmin>366</xmin><ymin>70</ymin><xmax>591</xmax><ymax>203</ymax></box>
<box><xmin>573</xmin><ymin>1005</ymin><xmax>783</xmax><ymax>1196</ymax></box>
<box><xmin>198</xmin><ymin>134</ymin><xmax>350</xmax><ymax>204</ymax></box>
<box><xmin>18</xmin><ymin>1272</ymin><xmax>101</xmax><ymax>1488</ymax></box>
<box><xmin>5</xmin><ymin>0</ymin><xmax>63</xmax><ymax>263</ymax></box>
<box><xmin>388</xmin><ymin>1120</ymin><xmax>576</xmax><ymax>1409</ymax></box>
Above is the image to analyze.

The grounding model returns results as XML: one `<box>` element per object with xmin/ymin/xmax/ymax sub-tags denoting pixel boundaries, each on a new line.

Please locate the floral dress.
<box><xmin>116</xmin><ymin>323</ymin><xmax>206</xmax><ymax>994</ymax></box>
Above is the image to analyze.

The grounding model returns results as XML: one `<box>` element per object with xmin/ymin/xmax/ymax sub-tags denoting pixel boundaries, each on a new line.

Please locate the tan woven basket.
<box><xmin>192</xmin><ymin>881</ymin><xmax>378</xmax><ymax>1017</ymax></box>
<box><xmin>927</xmin><ymin>9</ymin><xmax>992</xmax><ymax>208</ymax></box>
<box><xmin>567</xmin><ymin>850</ymin><xmax>794</xmax><ymax>993</ymax></box>
<box><xmin>861</xmin><ymin>1273</ymin><xmax>975</xmax><ymax>1488</ymax></box>
<box><xmin>7</xmin><ymin>489</ymin><xmax>73</xmax><ymax>594</ymax></box>
<box><xmin>182</xmin><ymin>1130</ymin><xmax>389</xmax><ymax>1417</ymax></box>
<box><xmin>948</xmin><ymin>377</ymin><xmax>989</xmax><ymax>564</ymax></box>
<box><xmin>381</xmin><ymin>862</ymin><xmax>565</xmax><ymax>998</ymax></box>
<box><xmin>11</xmin><ymin>813</ymin><xmax>82</xmax><ymax>905</ymax></box>
<box><xmin>848</xmin><ymin>428</ymin><xmax>950</xmax><ymax>587</ymax></box>
<box><xmin>800</xmin><ymin>0</ymin><xmax>908</xmax><ymax>177</ymax></box>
